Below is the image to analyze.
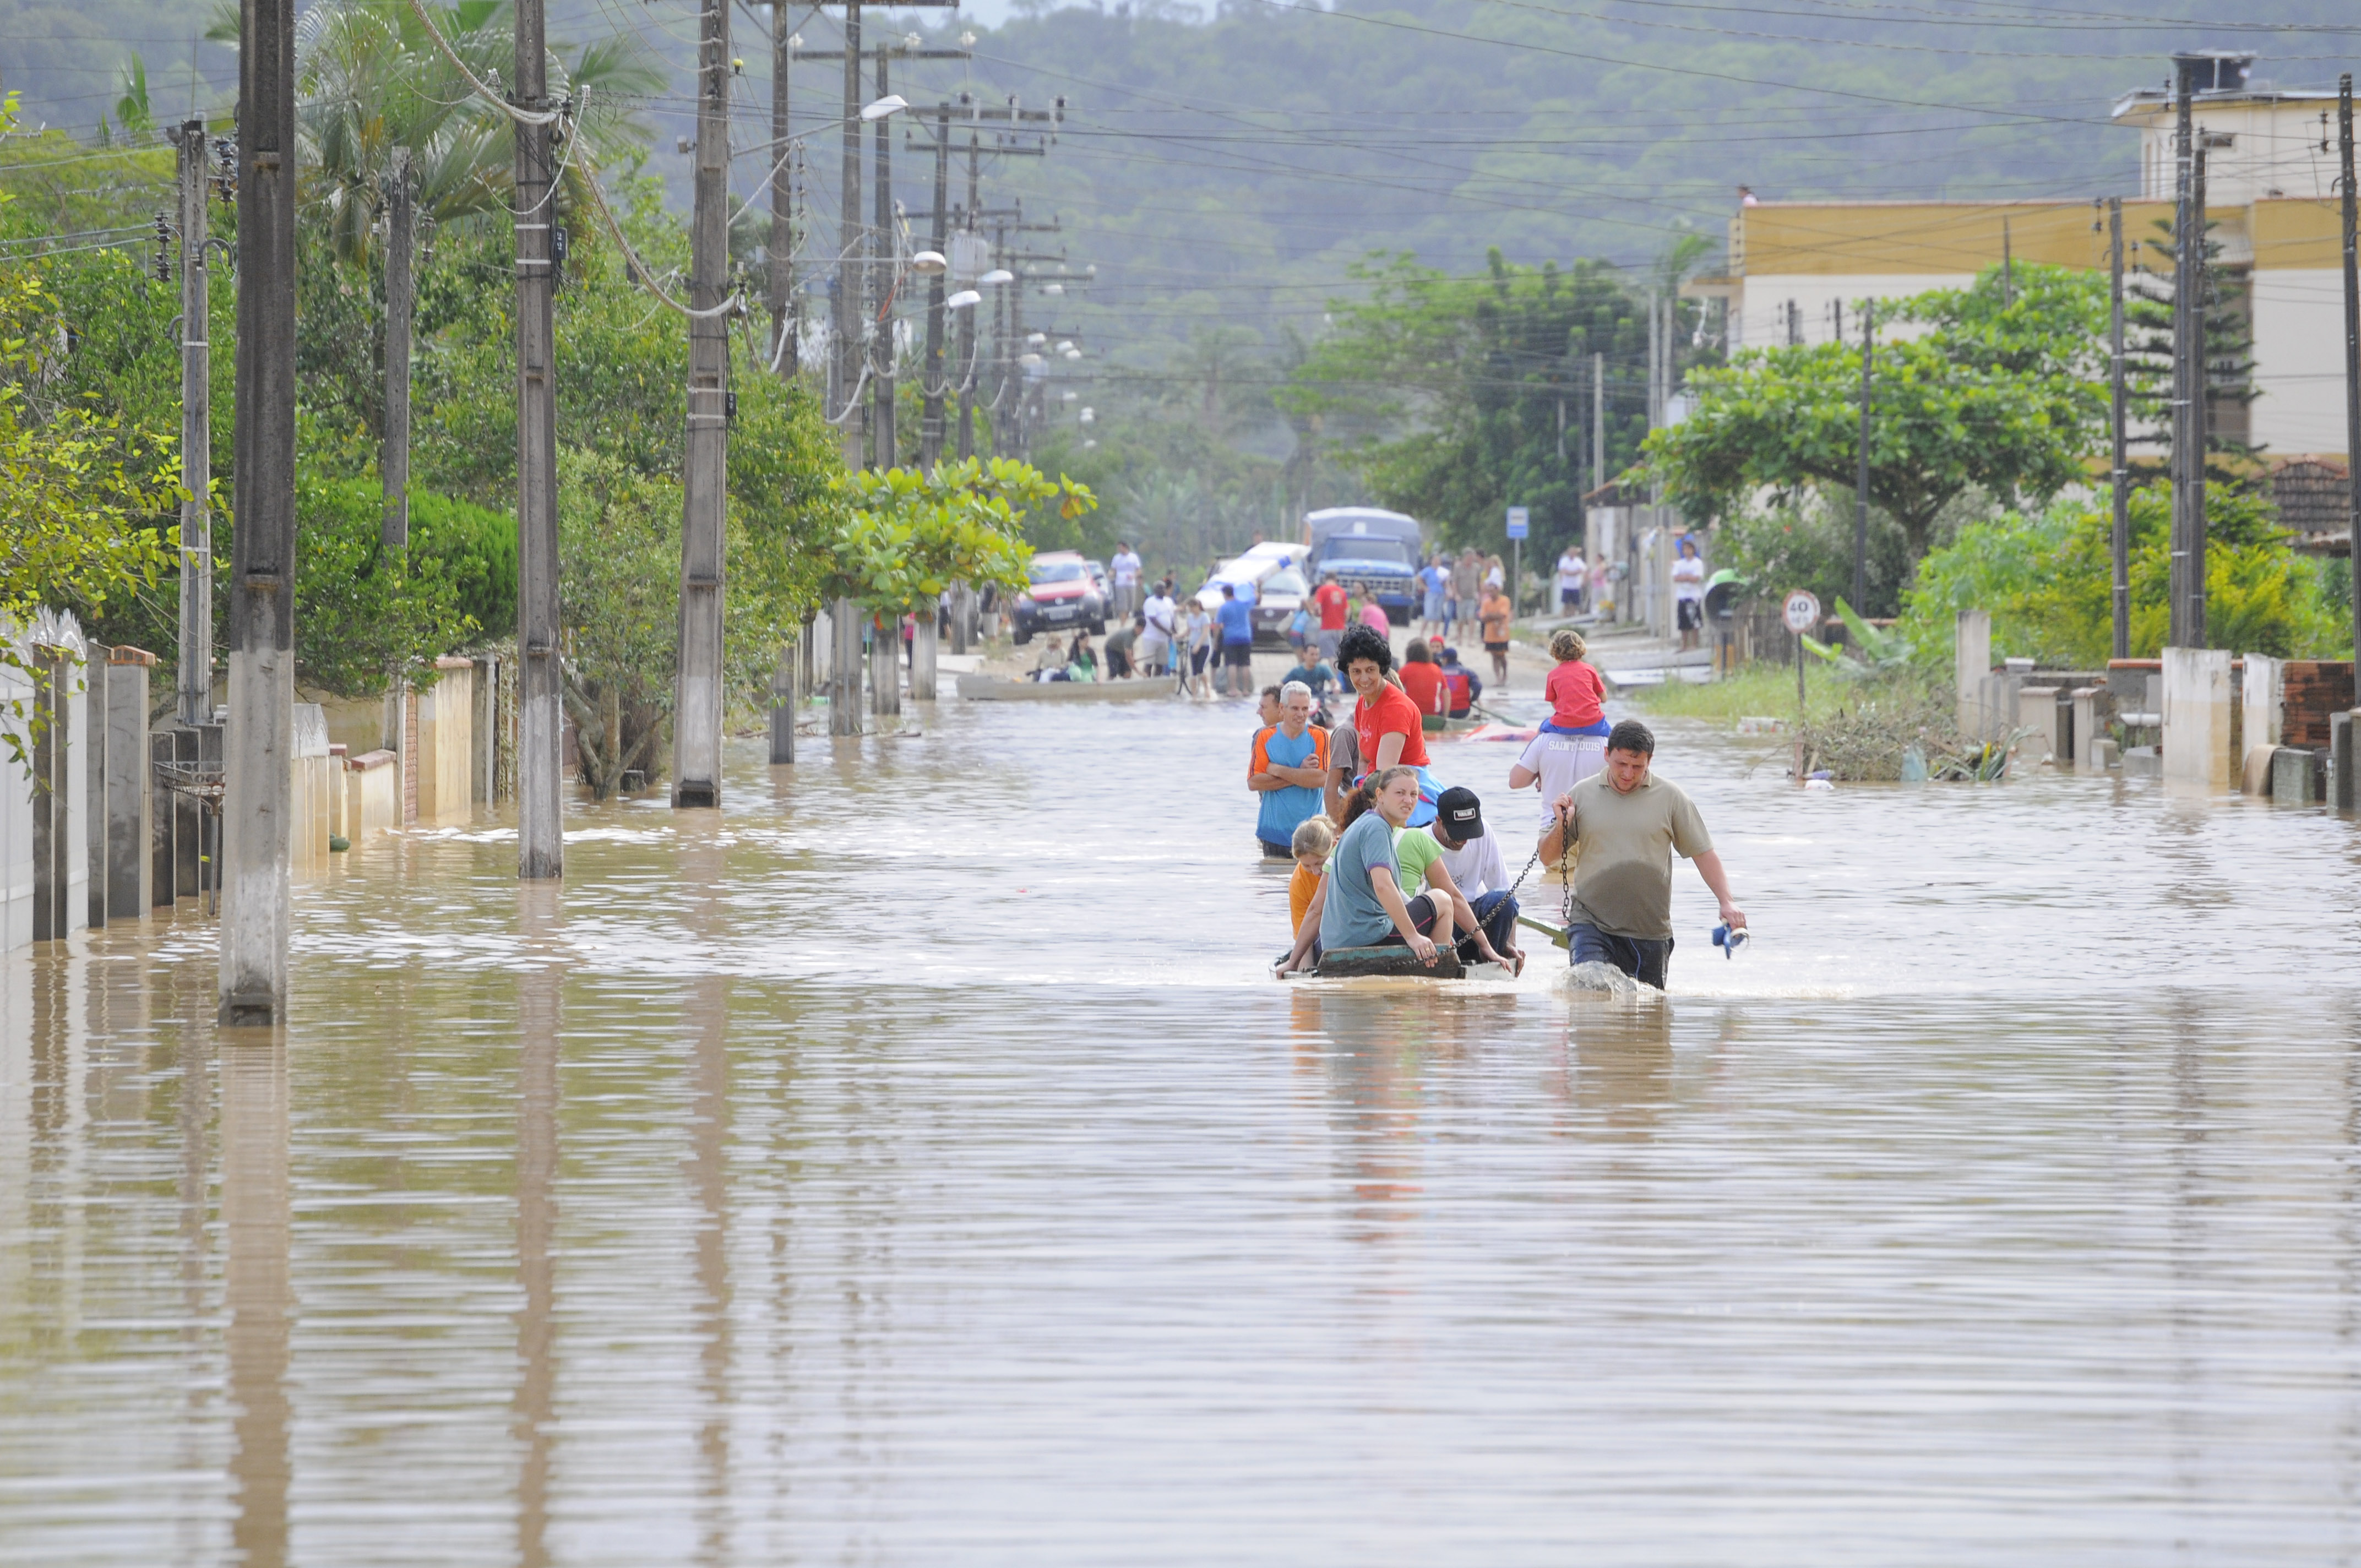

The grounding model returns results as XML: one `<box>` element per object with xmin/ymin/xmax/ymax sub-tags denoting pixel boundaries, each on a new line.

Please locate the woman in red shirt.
<box><xmin>1396</xmin><ymin>638</ymin><xmax>1449</xmax><ymax>717</ymax></box>
<box><xmin>1337</xmin><ymin>623</ymin><xmax>1437</xmax><ymax>826</ymax></box>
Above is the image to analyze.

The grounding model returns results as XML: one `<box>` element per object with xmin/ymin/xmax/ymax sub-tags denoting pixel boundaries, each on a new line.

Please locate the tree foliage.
<box><xmin>829</xmin><ymin>457</ymin><xmax>1086</xmax><ymax>610</ymax></box>
<box><xmin>1647</xmin><ymin>264</ymin><xmax>2108</xmax><ymax>565</ymax></box>
<box><xmin>1286</xmin><ymin>246</ymin><xmax>1705</xmax><ymax>560</ymax></box>
<box><xmin>1896</xmin><ymin>481</ymin><xmax>2346</xmax><ymax>666</ymax></box>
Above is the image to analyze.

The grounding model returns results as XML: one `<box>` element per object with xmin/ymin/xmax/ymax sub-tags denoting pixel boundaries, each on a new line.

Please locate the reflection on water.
<box><xmin>6</xmin><ymin>695</ymin><xmax>2361</xmax><ymax>1562</ymax></box>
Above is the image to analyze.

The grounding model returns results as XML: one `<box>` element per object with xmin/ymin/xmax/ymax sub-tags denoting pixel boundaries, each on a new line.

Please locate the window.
<box><xmin>1028</xmin><ymin>559</ymin><xmax>1087</xmax><ymax>585</ymax></box>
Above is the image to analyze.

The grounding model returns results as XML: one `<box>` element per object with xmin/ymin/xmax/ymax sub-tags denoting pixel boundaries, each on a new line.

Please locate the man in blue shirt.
<box><xmin>1249</xmin><ymin>682</ymin><xmax>1330</xmax><ymax>858</ymax></box>
<box><xmin>1215</xmin><ymin>582</ymin><xmax>1256</xmax><ymax>696</ymax></box>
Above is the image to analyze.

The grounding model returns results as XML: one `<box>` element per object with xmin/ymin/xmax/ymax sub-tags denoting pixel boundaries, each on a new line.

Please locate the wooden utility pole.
<box><xmin>515</xmin><ymin>0</ymin><xmax>563</xmax><ymax>880</ymax></box>
<box><xmin>674</xmin><ymin>0</ymin><xmax>730</xmax><ymax>808</ymax></box>
<box><xmin>2340</xmin><ymin>72</ymin><xmax>2360</xmax><ymax>661</ymax></box>
<box><xmin>768</xmin><ymin>2</ymin><xmax>796</xmax><ymax>379</ymax></box>
<box><xmin>172</xmin><ymin>119</ymin><xmax>213</xmax><ymax>727</ymax></box>
<box><xmin>221</xmin><ymin>0</ymin><xmax>298</xmax><ymax>1025</ymax></box>
<box><xmin>2108</xmin><ymin>197</ymin><xmax>2130</xmax><ymax>661</ymax></box>
<box><xmin>1854</xmin><ymin>302</ymin><xmax>1873</xmax><ymax>613</ymax></box>
<box><xmin>383</xmin><ymin>146</ymin><xmax>415</xmax><ymax>551</ymax></box>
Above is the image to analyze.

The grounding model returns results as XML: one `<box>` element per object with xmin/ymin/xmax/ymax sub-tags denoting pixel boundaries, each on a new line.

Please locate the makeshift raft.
<box><xmin>955</xmin><ymin>674</ymin><xmax>1175</xmax><ymax>703</ymax></box>
<box><xmin>1313</xmin><ymin>945</ymin><xmax>1467</xmax><ymax>979</ymax></box>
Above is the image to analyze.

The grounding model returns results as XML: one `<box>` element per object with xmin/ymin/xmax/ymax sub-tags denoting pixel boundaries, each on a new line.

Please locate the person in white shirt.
<box><xmin>1139</xmin><ymin>579</ymin><xmax>1177</xmax><ymax>679</ymax></box>
<box><xmin>1111</xmin><ymin>543</ymin><xmax>1143</xmax><ymax>619</ymax></box>
<box><xmin>1430</xmin><ymin>786</ymin><xmax>1521</xmax><ymax>973</ymax></box>
<box><xmin>1556</xmin><ymin>547</ymin><xmax>1587</xmax><ymax>614</ymax></box>
<box><xmin>1510</xmin><ymin>727</ymin><xmax>1607</xmax><ymax>829</ymax></box>
<box><xmin>1672</xmin><ymin>535</ymin><xmax>1706</xmax><ymax>651</ymax></box>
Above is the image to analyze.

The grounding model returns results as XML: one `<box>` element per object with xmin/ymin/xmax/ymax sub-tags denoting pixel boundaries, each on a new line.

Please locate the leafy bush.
<box><xmin>1897</xmin><ymin>480</ymin><xmax>2348</xmax><ymax>667</ymax></box>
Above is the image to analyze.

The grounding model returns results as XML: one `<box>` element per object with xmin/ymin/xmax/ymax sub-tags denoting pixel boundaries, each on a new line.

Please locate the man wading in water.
<box><xmin>1536</xmin><ymin>718</ymin><xmax>1744</xmax><ymax>990</ymax></box>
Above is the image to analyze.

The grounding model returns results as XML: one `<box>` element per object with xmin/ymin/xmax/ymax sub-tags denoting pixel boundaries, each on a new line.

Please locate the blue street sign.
<box><xmin>1505</xmin><ymin>506</ymin><xmax>1529</xmax><ymax>540</ymax></box>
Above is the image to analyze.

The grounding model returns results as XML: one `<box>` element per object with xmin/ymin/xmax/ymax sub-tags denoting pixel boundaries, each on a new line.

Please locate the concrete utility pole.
<box><xmin>515</xmin><ymin>0</ymin><xmax>563</xmax><ymax>880</ymax></box>
<box><xmin>2340</xmin><ymin>73</ymin><xmax>2360</xmax><ymax>661</ymax></box>
<box><xmin>918</xmin><ymin>103</ymin><xmax>952</xmax><ymax>469</ymax></box>
<box><xmin>383</xmin><ymin>146</ymin><xmax>415</xmax><ymax>552</ymax></box>
<box><xmin>768</xmin><ymin>2</ymin><xmax>796</xmax><ymax>379</ymax></box>
<box><xmin>221</xmin><ymin>0</ymin><xmax>298</xmax><ymax>1026</ymax></box>
<box><xmin>2108</xmin><ymin>197</ymin><xmax>2130</xmax><ymax>662</ymax></box>
<box><xmin>1854</xmin><ymin>301</ymin><xmax>1873</xmax><ymax>613</ymax></box>
<box><xmin>173</xmin><ymin>119</ymin><xmax>213</xmax><ymax>727</ymax></box>
<box><xmin>838</xmin><ymin>1</ymin><xmax>864</xmax><ymax>468</ymax></box>
<box><xmin>2186</xmin><ymin>143</ymin><xmax>2210</xmax><ymax>647</ymax></box>
<box><xmin>1590</xmin><ymin>350</ymin><xmax>1604</xmax><ymax>496</ymax></box>
<box><xmin>872</xmin><ymin>46</ymin><xmax>896</xmax><ymax>471</ymax></box>
<box><xmin>673</xmin><ymin>0</ymin><xmax>731</xmax><ymax>809</ymax></box>
<box><xmin>2168</xmin><ymin>60</ymin><xmax>2206</xmax><ymax>650</ymax></box>
<box><xmin>955</xmin><ymin>129</ymin><xmax>982</xmax><ymax>461</ymax></box>
<box><xmin>767</xmin><ymin>5</ymin><xmax>797</xmax><ymax>767</ymax></box>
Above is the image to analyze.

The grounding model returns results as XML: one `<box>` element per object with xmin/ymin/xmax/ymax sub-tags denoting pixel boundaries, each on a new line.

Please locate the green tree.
<box><xmin>1896</xmin><ymin>481</ymin><xmax>2344</xmax><ymax>665</ymax></box>
<box><xmin>1285</xmin><ymin>247</ymin><xmax>1697</xmax><ymax>560</ymax></box>
<box><xmin>1648</xmin><ymin>264</ymin><xmax>2107</xmax><ymax>587</ymax></box>
<box><xmin>829</xmin><ymin>457</ymin><xmax>1086</xmax><ymax>612</ymax></box>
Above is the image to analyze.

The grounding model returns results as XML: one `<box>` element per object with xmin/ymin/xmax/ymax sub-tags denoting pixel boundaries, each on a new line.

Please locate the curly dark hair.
<box><xmin>1335</xmin><ymin>622</ymin><xmax>1392</xmax><ymax>676</ymax></box>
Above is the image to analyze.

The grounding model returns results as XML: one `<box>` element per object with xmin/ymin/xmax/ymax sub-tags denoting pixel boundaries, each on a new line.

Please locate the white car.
<box><xmin>1193</xmin><ymin>543</ymin><xmax>1312</xmax><ymax>645</ymax></box>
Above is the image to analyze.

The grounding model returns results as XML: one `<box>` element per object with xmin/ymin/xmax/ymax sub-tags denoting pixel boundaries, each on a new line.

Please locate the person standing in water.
<box><xmin>1535</xmin><ymin>718</ymin><xmax>1744</xmax><ymax>990</ymax></box>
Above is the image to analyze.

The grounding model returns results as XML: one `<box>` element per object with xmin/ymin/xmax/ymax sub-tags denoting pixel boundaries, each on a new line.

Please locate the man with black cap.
<box><xmin>1432</xmin><ymin>786</ymin><xmax>1522</xmax><ymax>974</ymax></box>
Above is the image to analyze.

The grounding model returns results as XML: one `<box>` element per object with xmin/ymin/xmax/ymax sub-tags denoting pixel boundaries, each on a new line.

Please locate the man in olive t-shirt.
<box><xmin>1536</xmin><ymin>718</ymin><xmax>1745</xmax><ymax>989</ymax></box>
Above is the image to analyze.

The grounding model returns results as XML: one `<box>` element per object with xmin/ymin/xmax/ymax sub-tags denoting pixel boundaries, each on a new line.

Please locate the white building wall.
<box><xmin>1731</xmin><ymin>274</ymin><xmax>1973</xmax><ymax>354</ymax></box>
<box><xmin>2249</xmin><ymin>268</ymin><xmax>2351</xmax><ymax>456</ymax></box>
<box><xmin>2134</xmin><ymin>101</ymin><xmax>2346</xmax><ymax>205</ymax></box>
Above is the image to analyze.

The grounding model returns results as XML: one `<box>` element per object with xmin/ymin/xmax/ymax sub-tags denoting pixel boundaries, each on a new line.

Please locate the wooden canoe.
<box><xmin>956</xmin><ymin>674</ymin><xmax>1177</xmax><ymax>703</ymax></box>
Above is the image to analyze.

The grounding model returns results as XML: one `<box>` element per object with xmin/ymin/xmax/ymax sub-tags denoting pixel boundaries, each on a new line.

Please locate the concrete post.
<box><xmin>2161</xmin><ymin>645</ymin><xmax>2233</xmax><ymax>793</ymax></box>
<box><xmin>911</xmin><ymin>613</ymin><xmax>938</xmax><ymax>701</ymax></box>
<box><xmin>2072</xmin><ymin>687</ymin><xmax>2114</xmax><ymax>775</ymax></box>
<box><xmin>829</xmin><ymin>596</ymin><xmax>863</xmax><ymax>737</ymax></box>
<box><xmin>671</xmin><ymin>0</ymin><xmax>730</xmax><ymax>811</ymax></box>
<box><xmin>2240</xmin><ymin>654</ymin><xmax>2282</xmax><ymax>760</ymax></box>
<box><xmin>471</xmin><ymin>652</ymin><xmax>497</xmax><ymax>804</ymax></box>
<box><xmin>514</xmin><ymin>0</ymin><xmax>563</xmax><ymax>879</ymax></box>
<box><xmin>869</xmin><ymin>611</ymin><xmax>902</xmax><ymax>719</ymax></box>
<box><xmin>2017</xmin><ymin>685</ymin><xmax>2063</xmax><ymax>766</ymax></box>
<box><xmin>768</xmin><ymin>636</ymin><xmax>797</xmax><ymax>765</ymax></box>
<box><xmin>2271</xmin><ymin>745</ymin><xmax>2323</xmax><ymax>804</ymax></box>
<box><xmin>221</xmin><ymin>0</ymin><xmax>299</xmax><ymax>1023</ymax></box>
<box><xmin>29</xmin><ymin>639</ymin><xmax>88</xmax><ymax>942</ymax></box>
<box><xmin>2331</xmin><ymin>710</ymin><xmax>2360</xmax><ymax>810</ymax></box>
<box><xmin>1955</xmin><ymin>611</ymin><xmax>1992</xmax><ymax>738</ymax></box>
<box><xmin>105</xmin><ymin>646</ymin><xmax>154</xmax><ymax>919</ymax></box>
<box><xmin>84</xmin><ymin>646</ymin><xmax>108</xmax><ymax>927</ymax></box>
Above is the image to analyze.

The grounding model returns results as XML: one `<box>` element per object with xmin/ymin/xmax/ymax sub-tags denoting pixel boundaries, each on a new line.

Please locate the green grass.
<box><xmin>1623</xmin><ymin>663</ymin><xmax>1849</xmax><ymax>727</ymax></box>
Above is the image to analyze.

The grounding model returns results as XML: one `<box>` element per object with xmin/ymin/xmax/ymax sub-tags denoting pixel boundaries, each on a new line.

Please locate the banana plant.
<box><xmin>1800</xmin><ymin>596</ymin><xmax>1915</xmax><ymax>680</ymax></box>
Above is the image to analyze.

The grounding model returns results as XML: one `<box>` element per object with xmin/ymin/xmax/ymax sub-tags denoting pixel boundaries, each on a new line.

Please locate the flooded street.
<box><xmin>9</xmin><ymin>689</ymin><xmax>2361</xmax><ymax>1564</ymax></box>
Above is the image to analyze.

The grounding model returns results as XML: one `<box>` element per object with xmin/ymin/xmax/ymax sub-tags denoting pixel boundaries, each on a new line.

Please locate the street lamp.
<box><xmin>979</xmin><ymin>268</ymin><xmax>1014</xmax><ymax>286</ymax></box>
<box><xmin>912</xmin><ymin>250</ymin><xmax>947</xmax><ymax>275</ymax></box>
<box><xmin>861</xmin><ymin>94</ymin><xmax>907</xmax><ymax>121</ymax></box>
<box><xmin>945</xmin><ymin>289</ymin><xmax>981</xmax><ymax>309</ymax></box>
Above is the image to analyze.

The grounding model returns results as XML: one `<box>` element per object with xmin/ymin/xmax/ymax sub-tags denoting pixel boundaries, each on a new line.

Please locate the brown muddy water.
<box><xmin>7</xmin><ymin>688</ymin><xmax>2361</xmax><ymax>1565</ymax></box>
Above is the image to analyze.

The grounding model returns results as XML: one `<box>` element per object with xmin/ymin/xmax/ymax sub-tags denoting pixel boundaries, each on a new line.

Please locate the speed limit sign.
<box><xmin>1782</xmin><ymin>590</ymin><xmax>1821</xmax><ymax>634</ymax></box>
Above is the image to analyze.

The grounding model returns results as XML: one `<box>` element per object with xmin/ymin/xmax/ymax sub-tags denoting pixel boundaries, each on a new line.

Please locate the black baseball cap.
<box><xmin>1436</xmin><ymin>786</ymin><xmax>1484</xmax><ymax>839</ymax></box>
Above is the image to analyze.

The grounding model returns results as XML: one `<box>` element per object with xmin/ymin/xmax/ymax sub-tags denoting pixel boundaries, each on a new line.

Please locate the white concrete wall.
<box><xmin>2249</xmin><ymin>268</ymin><xmax>2349</xmax><ymax>455</ymax></box>
<box><xmin>2134</xmin><ymin>101</ymin><xmax>2345</xmax><ymax>205</ymax></box>
<box><xmin>1731</xmin><ymin>274</ymin><xmax>1972</xmax><ymax>354</ymax></box>
<box><xmin>0</xmin><ymin>660</ymin><xmax>30</xmax><ymax>952</ymax></box>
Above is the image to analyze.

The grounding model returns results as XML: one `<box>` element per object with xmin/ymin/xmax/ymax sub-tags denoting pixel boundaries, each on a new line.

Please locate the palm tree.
<box><xmin>211</xmin><ymin>0</ymin><xmax>660</xmax><ymax>266</ymax></box>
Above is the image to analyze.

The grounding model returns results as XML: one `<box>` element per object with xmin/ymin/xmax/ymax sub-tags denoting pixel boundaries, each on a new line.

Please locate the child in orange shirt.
<box><xmin>1541</xmin><ymin>627</ymin><xmax>1609</xmax><ymax>736</ymax></box>
<box><xmin>1288</xmin><ymin>815</ymin><xmax>1336</xmax><ymax>939</ymax></box>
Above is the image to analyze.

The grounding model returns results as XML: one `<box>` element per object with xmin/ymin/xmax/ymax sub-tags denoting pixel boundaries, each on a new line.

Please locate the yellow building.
<box><xmin>1688</xmin><ymin>53</ymin><xmax>2352</xmax><ymax>461</ymax></box>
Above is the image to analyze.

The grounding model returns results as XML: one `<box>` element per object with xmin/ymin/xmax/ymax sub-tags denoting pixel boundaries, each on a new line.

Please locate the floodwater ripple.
<box><xmin>5</xmin><ymin>693</ymin><xmax>2361</xmax><ymax>1564</ymax></box>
